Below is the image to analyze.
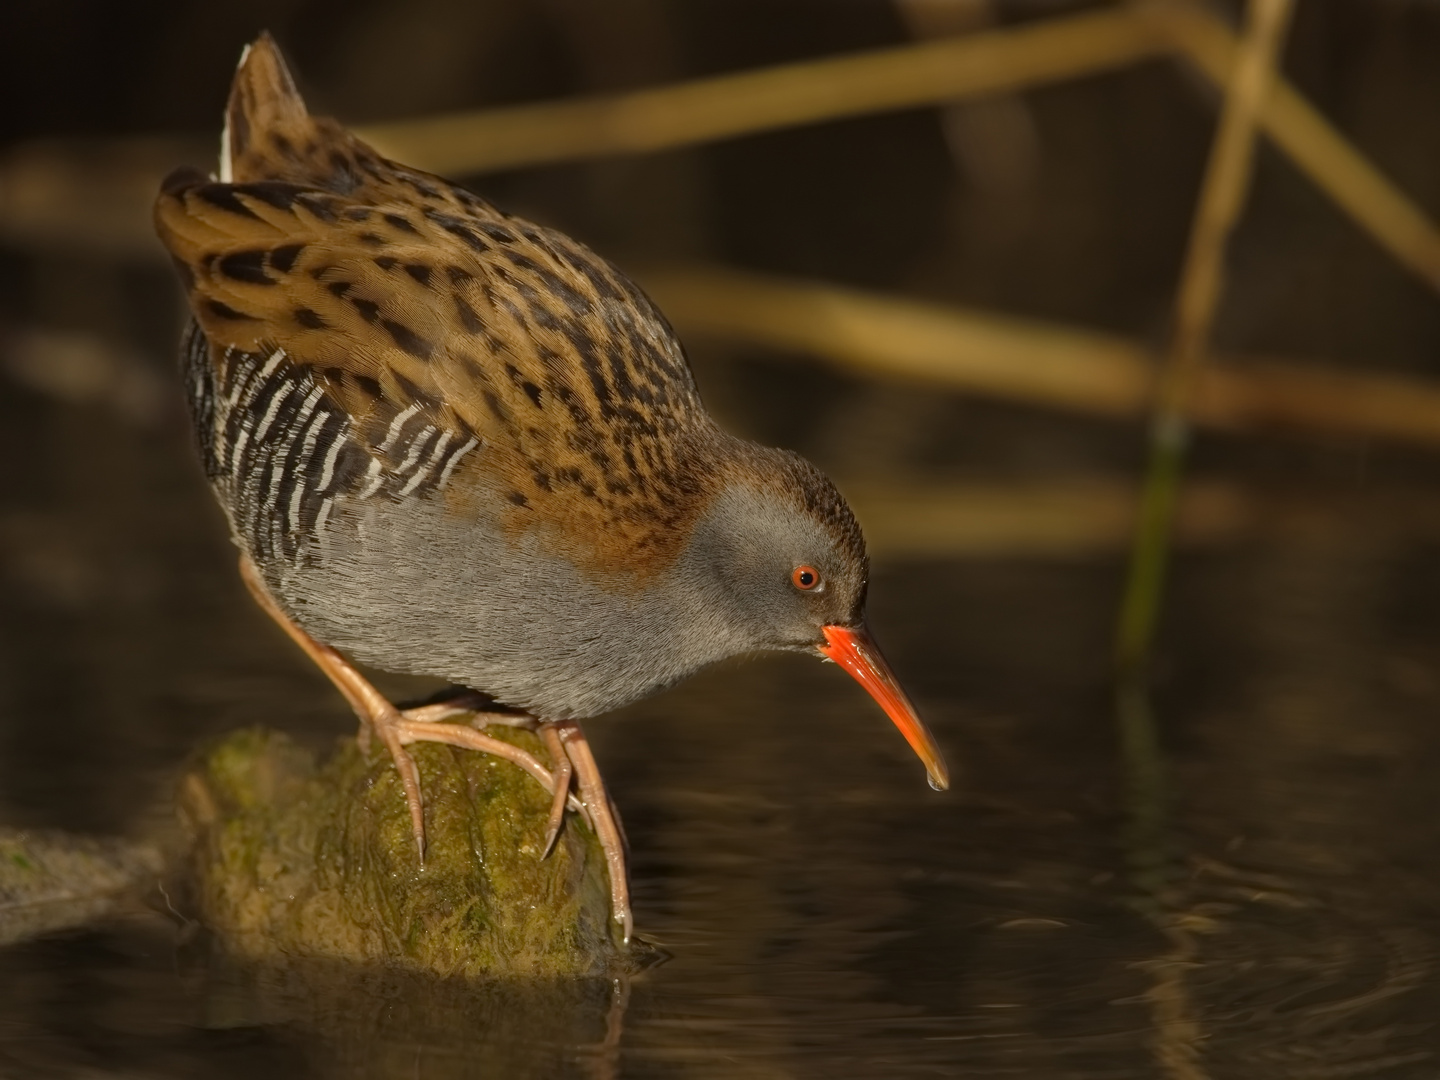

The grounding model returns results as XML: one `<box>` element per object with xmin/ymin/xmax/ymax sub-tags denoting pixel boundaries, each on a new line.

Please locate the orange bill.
<box><xmin>819</xmin><ymin>624</ymin><xmax>949</xmax><ymax>791</ymax></box>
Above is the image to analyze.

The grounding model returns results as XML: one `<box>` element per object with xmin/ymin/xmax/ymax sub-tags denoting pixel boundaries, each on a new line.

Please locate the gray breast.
<box><xmin>271</xmin><ymin>493</ymin><xmax>746</xmax><ymax>719</ymax></box>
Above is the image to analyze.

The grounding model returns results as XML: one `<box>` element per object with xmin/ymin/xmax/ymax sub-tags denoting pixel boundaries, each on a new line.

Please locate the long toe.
<box><xmin>539</xmin><ymin>723</ymin><xmax>574</xmax><ymax>858</ymax></box>
<box><xmin>555</xmin><ymin>721</ymin><xmax>632</xmax><ymax>943</ymax></box>
<box><xmin>374</xmin><ymin>716</ymin><xmax>428</xmax><ymax>861</ymax></box>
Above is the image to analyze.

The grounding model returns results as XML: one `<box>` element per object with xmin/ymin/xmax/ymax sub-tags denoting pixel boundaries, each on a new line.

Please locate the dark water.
<box><xmin>4</xmin><ymin>377</ymin><xmax>1440</xmax><ymax>1079</ymax></box>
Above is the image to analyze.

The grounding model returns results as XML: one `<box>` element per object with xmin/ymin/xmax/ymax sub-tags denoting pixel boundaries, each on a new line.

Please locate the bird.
<box><xmin>154</xmin><ymin>33</ymin><xmax>948</xmax><ymax>943</ymax></box>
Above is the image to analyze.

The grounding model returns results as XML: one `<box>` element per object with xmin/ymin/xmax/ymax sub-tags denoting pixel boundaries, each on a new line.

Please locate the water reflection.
<box><xmin>4</xmin><ymin>376</ymin><xmax>1440</xmax><ymax>1076</ymax></box>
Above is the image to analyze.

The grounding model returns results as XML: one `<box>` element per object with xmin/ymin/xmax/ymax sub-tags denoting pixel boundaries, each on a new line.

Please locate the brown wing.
<box><xmin>155</xmin><ymin>39</ymin><xmax>716</xmax><ymax>574</ymax></box>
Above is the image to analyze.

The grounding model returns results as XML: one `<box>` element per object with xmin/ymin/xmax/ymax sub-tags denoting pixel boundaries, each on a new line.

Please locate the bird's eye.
<box><xmin>791</xmin><ymin>565</ymin><xmax>821</xmax><ymax>591</ymax></box>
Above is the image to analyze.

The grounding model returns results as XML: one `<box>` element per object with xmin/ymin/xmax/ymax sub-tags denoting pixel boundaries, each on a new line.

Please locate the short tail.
<box><xmin>216</xmin><ymin>32</ymin><xmax>391</xmax><ymax>199</ymax></box>
<box><xmin>221</xmin><ymin>32</ymin><xmax>312</xmax><ymax>183</ymax></box>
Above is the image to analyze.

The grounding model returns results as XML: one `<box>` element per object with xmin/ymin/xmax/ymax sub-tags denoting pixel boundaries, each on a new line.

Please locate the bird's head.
<box><xmin>681</xmin><ymin>442</ymin><xmax>949</xmax><ymax>791</ymax></box>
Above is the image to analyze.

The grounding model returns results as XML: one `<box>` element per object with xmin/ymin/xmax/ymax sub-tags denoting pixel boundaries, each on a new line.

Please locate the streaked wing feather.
<box><xmin>156</xmin><ymin>155</ymin><xmax>713</xmax><ymax>573</ymax></box>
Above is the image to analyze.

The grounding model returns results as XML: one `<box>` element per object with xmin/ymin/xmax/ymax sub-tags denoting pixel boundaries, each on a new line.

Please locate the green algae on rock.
<box><xmin>178</xmin><ymin>725</ymin><xmax>626</xmax><ymax>977</ymax></box>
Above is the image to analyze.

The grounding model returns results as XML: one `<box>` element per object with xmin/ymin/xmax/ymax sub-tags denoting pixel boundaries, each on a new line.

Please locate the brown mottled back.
<box><xmin>156</xmin><ymin>34</ymin><xmax>726</xmax><ymax>577</ymax></box>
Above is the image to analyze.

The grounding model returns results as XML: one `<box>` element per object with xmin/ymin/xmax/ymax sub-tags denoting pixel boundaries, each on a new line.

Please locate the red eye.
<box><xmin>792</xmin><ymin>565</ymin><xmax>821</xmax><ymax>591</ymax></box>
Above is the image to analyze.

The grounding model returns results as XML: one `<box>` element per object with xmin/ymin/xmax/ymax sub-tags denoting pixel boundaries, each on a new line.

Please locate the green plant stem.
<box><xmin>1116</xmin><ymin>417</ymin><xmax>1189</xmax><ymax>675</ymax></box>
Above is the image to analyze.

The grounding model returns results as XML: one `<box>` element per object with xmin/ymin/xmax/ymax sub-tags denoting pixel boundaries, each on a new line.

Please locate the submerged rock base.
<box><xmin>178</xmin><ymin>726</ymin><xmax>626</xmax><ymax>977</ymax></box>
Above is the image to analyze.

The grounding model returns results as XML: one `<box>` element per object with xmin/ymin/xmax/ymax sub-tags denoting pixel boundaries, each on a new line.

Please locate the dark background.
<box><xmin>5</xmin><ymin>1</ymin><xmax>1440</xmax><ymax>1076</ymax></box>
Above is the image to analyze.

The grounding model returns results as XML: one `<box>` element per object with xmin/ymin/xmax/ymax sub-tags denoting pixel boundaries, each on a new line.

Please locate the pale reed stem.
<box><xmin>1115</xmin><ymin>0</ymin><xmax>1297</xmax><ymax>672</ymax></box>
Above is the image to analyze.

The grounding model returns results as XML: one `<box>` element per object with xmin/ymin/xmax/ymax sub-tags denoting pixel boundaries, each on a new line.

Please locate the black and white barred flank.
<box><xmin>182</xmin><ymin>323</ymin><xmax>480</xmax><ymax>563</ymax></box>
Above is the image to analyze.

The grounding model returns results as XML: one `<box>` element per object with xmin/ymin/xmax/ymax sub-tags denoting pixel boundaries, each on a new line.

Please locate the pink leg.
<box><xmin>549</xmin><ymin>720</ymin><xmax>632</xmax><ymax>943</ymax></box>
<box><xmin>239</xmin><ymin>557</ymin><xmax>628</xmax><ymax>934</ymax></box>
<box><xmin>238</xmin><ymin>556</ymin><xmax>563</xmax><ymax>859</ymax></box>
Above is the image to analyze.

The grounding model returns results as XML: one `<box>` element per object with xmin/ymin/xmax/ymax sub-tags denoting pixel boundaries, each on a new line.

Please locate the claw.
<box><xmin>539</xmin><ymin>724</ymin><xmax>573</xmax><ymax>858</ymax></box>
<box><xmin>554</xmin><ymin>721</ymin><xmax>632</xmax><ymax>943</ymax></box>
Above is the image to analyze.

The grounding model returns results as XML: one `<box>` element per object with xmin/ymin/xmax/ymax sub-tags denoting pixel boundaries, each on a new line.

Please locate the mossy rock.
<box><xmin>178</xmin><ymin>725</ymin><xmax>626</xmax><ymax>977</ymax></box>
<box><xmin>0</xmin><ymin>828</ymin><xmax>161</xmax><ymax>946</ymax></box>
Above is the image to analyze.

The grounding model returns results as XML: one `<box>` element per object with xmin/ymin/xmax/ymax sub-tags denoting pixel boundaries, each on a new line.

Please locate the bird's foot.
<box><xmin>395</xmin><ymin>693</ymin><xmax>589</xmax><ymax>826</ymax></box>
<box><xmin>390</xmin><ymin>711</ymin><xmax>584</xmax><ymax>820</ymax></box>
<box><xmin>395</xmin><ymin>705</ymin><xmax>630</xmax><ymax>940</ymax></box>
<box><xmin>398</xmin><ymin>687</ymin><xmax>534</xmax><ymax>726</ymax></box>
<box><xmin>539</xmin><ymin>720</ymin><xmax>632</xmax><ymax>944</ymax></box>
<box><xmin>322</xmin><ymin>686</ymin><xmax>573</xmax><ymax>864</ymax></box>
<box><xmin>398</xmin><ymin>688</ymin><xmax>493</xmax><ymax>725</ymax></box>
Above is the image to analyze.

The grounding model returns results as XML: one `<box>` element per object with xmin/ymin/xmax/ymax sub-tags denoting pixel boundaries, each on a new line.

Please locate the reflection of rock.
<box><xmin>201</xmin><ymin>954</ymin><xmax>629</xmax><ymax>1078</ymax></box>
<box><xmin>0</xmin><ymin>828</ymin><xmax>161</xmax><ymax>946</ymax></box>
<box><xmin>178</xmin><ymin>727</ymin><xmax>632</xmax><ymax>977</ymax></box>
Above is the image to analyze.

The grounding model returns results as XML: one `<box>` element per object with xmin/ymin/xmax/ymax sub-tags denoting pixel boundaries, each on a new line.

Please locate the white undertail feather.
<box><xmin>217</xmin><ymin>42</ymin><xmax>252</xmax><ymax>182</ymax></box>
